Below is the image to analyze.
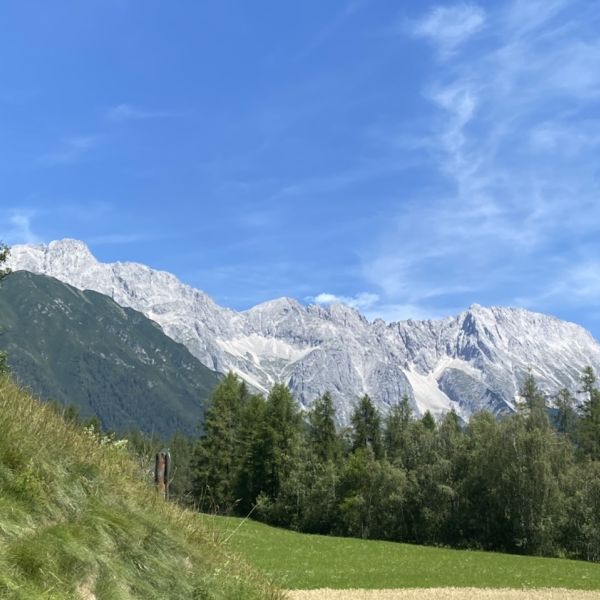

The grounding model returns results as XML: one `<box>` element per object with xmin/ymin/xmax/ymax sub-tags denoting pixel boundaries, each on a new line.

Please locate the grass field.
<box><xmin>201</xmin><ymin>516</ymin><xmax>600</xmax><ymax>591</ymax></box>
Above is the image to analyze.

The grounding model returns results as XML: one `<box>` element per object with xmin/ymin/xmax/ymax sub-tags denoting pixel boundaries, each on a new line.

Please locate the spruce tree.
<box><xmin>384</xmin><ymin>395</ymin><xmax>412</xmax><ymax>466</ymax></box>
<box><xmin>579</xmin><ymin>367</ymin><xmax>600</xmax><ymax>459</ymax></box>
<box><xmin>261</xmin><ymin>383</ymin><xmax>302</xmax><ymax>500</ymax></box>
<box><xmin>0</xmin><ymin>242</ymin><xmax>10</xmax><ymax>375</ymax></box>
<box><xmin>308</xmin><ymin>391</ymin><xmax>339</xmax><ymax>462</ymax></box>
<box><xmin>555</xmin><ymin>388</ymin><xmax>577</xmax><ymax>437</ymax></box>
<box><xmin>520</xmin><ymin>373</ymin><xmax>549</xmax><ymax>430</ymax></box>
<box><xmin>582</xmin><ymin>366</ymin><xmax>596</xmax><ymax>396</ymax></box>
<box><xmin>235</xmin><ymin>393</ymin><xmax>269</xmax><ymax>514</ymax></box>
<box><xmin>0</xmin><ymin>242</ymin><xmax>10</xmax><ymax>281</ymax></box>
<box><xmin>350</xmin><ymin>394</ymin><xmax>383</xmax><ymax>459</ymax></box>
<box><xmin>191</xmin><ymin>372</ymin><xmax>246</xmax><ymax>513</ymax></box>
<box><xmin>421</xmin><ymin>410</ymin><xmax>436</xmax><ymax>431</ymax></box>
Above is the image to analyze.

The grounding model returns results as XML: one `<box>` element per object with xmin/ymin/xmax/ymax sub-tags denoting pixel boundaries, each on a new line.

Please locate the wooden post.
<box><xmin>154</xmin><ymin>450</ymin><xmax>171</xmax><ymax>500</ymax></box>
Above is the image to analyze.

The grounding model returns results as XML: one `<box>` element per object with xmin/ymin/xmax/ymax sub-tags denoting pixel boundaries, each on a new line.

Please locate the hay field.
<box><xmin>204</xmin><ymin>516</ymin><xmax>600</xmax><ymax>592</ymax></box>
<box><xmin>287</xmin><ymin>589</ymin><xmax>600</xmax><ymax>599</ymax></box>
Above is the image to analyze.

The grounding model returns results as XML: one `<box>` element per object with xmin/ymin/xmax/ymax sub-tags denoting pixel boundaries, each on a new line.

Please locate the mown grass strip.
<box><xmin>202</xmin><ymin>516</ymin><xmax>600</xmax><ymax>591</ymax></box>
<box><xmin>287</xmin><ymin>590</ymin><xmax>600</xmax><ymax>600</ymax></box>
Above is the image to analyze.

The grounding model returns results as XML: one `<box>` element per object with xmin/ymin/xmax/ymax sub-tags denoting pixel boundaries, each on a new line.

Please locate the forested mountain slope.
<box><xmin>0</xmin><ymin>270</ymin><xmax>219</xmax><ymax>437</ymax></box>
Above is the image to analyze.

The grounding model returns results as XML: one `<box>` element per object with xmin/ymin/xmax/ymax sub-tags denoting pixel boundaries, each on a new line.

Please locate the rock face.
<box><xmin>9</xmin><ymin>239</ymin><xmax>600</xmax><ymax>422</ymax></box>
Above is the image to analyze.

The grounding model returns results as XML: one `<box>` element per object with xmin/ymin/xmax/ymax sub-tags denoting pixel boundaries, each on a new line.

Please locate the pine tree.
<box><xmin>191</xmin><ymin>372</ymin><xmax>246</xmax><ymax>513</ymax></box>
<box><xmin>0</xmin><ymin>242</ymin><xmax>10</xmax><ymax>375</ymax></box>
<box><xmin>384</xmin><ymin>395</ymin><xmax>412</xmax><ymax>466</ymax></box>
<box><xmin>582</xmin><ymin>366</ymin><xmax>596</xmax><ymax>396</ymax></box>
<box><xmin>308</xmin><ymin>391</ymin><xmax>339</xmax><ymax>462</ymax></box>
<box><xmin>350</xmin><ymin>394</ymin><xmax>383</xmax><ymax>459</ymax></box>
<box><xmin>520</xmin><ymin>373</ymin><xmax>549</xmax><ymax>430</ymax></box>
<box><xmin>235</xmin><ymin>393</ymin><xmax>269</xmax><ymax>514</ymax></box>
<box><xmin>421</xmin><ymin>410</ymin><xmax>436</xmax><ymax>431</ymax></box>
<box><xmin>579</xmin><ymin>367</ymin><xmax>600</xmax><ymax>459</ymax></box>
<box><xmin>0</xmin><ymin>242</ymin><xmax>10</xmax><ymax>281</ymax></box>
<box><xmin>555</xmin><ymin>388</ymin><xmax>577</xmax><ymax>437</ymax></box>
<box><xmin>261</xmin><ymin>383</ymin><xmax>302</xmax><ymax>500</ymax></box>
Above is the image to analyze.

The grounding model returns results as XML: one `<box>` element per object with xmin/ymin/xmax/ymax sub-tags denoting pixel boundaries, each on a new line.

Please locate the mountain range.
<box><xmin>9</xmin><ymin>239</ymin><xmax>600</xmax><ymax>422</ymax></box>
<box><xmin>0</xmin><ymin>270</ymin><xmax>219</xmax><ymax>437</ymax></box>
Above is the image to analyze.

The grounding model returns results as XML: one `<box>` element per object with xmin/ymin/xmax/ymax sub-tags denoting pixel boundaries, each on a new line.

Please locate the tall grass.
<box><xmin>0</xmin><ymin>375</ymin><xmax>282</xmax><ymax>600</ymax></box>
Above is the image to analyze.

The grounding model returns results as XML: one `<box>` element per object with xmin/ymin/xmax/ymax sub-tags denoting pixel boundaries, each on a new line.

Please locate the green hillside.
<box><xmin>0</xmin><ymin>270</ymin><xmax>219</xmax><ymax>437</ymax></box>
<box><xmin>204</xmin><ymin>516</ymin><xmax>600</xmax><ymax>591</ymax></box>
<box><xmin>0</xmin><ymin>375</ymin><xmax>280</xmax><ymax>599</ymax></box>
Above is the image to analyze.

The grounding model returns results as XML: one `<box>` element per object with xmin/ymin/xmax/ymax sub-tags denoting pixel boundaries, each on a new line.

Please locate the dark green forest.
<box><xmin>0</xmin><ymin>271</ymin><xmax>219</xmax><ymax>438</ymax></box>
<box><xmin>184</xmin><ymin>370</ymin><xmax>600</xmax><ymax>563</ymax></box>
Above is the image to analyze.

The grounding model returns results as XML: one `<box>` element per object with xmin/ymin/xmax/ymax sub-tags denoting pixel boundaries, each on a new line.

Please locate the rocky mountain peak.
<box><xmin>325</xmin><ymin>302</ymin><xmax>368</xmax><ymax>327</ymax></box>
<box><xmin>246</xmin><ymin>297</ymin><xmax>305</xmax><ymax>315</ymax></box>
<box><xmin>8</xmin><ymin>239</ymin><xmax>600</xmax><ymax>422</ymax></box>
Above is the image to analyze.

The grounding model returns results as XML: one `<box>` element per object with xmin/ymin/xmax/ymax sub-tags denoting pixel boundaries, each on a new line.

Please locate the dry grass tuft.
<box><xmin>75</xmin><ymin>574</ymin><xmax>97</xmax><ymax>600</ymax></box>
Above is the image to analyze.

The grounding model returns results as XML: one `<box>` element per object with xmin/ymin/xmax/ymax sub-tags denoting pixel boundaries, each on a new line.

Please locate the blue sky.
<box><xmin>2</xmin><ymin>0</ymin><xmax>600</xmax><ymax>335</ymax></box>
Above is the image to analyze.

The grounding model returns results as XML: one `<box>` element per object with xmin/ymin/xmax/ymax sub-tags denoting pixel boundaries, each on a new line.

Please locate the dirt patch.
<box><xmin>75</xmin><ymin>576</ymin><xmax>97</xmax><ymax>600</ymax></box>
<box><xmin>286</xmin><ymin>589</ymin><xmax>600</xmax><ymax>600</ymax></box>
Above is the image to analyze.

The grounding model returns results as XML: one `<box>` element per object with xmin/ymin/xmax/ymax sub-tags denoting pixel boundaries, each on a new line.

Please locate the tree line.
<box><xmin>183</xmin><ymin>369</ymin><xmax>600</xmax><ymax>562</ymax></box>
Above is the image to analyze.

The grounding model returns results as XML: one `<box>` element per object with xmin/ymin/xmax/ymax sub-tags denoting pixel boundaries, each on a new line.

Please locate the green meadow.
<box><xmin>203</xmin><ymin>515</ymin><xmax>600</xmax><ymax>591</ymax></box>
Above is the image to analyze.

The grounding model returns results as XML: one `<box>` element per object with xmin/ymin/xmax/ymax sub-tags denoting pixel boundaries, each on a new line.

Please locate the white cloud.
<box><xmin>312</xmin><ymin>291</ymin><xmax>380</xmax><ymax>310</ymax></box>
<box><xmin>504</xmin><ymin>0</ymin><xmax>569</xmax><ymax>36</ymax></box>
<box><xmin>519</xmin><ymin>260</ymin><xmax>600</xmax><ymax>308</ymax></box>
<box><xmin>39</xmin><ymin>136</ymin><xmax>100</xmax><ymax>166</ymax></box>
<box><xmin>530</xmin><ymin>121</ymin><xmax>600</xmax><ymax>155</ymax></box>
<box><xmin>0</xmin><ymin>210</ymin><xmax>42</xmax><ymax>245</ymax></box>
<box><xmin>366</xmin><ymin>1</ymin><xmax>600</xmax><ymax>319</ymax></box>
<box><xmin>107</xmin><ymin>103</ymin><xmax>185</xmax><ymax>122</ymax></box>
<box><xmin>311</xmin><ymin>293</ymin><xmax>451</xmax><ymax>323</ymax></box>
<box><xmin>412</xmin><ymin>3</ymin><xmax>486</xmax><ymax>58</ymax></box>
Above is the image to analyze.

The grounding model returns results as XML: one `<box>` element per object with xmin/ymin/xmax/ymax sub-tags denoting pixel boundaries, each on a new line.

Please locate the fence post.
<box><xmin>154</xmin><ymin>449</ymin><xmax>171</xmax><ymax>500</ymax></box>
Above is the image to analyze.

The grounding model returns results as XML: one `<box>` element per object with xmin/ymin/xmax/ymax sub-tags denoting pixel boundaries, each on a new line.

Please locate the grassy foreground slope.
<box><xmin>204</xmin><ymin>516</ymin><xmax>600</xmax><ymax>591</ymax></box>
<box><xmin>0</xmin><ymin>376</ymin><xmax>280</xmax><ymax>600</ymax></box>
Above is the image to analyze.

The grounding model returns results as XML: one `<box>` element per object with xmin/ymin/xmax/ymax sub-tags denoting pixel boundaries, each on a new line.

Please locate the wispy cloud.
<box><xmin>299</xmin><ymin>0</ymin><xmax>367</xmax><ymax>58</ymax></box>
<box><xmin>309</xmin><ymin>292</ymin><xmax>448</xmax><ymax>323</ymax></box>
<box><xmin>502</xmin><ymin>0</ymin><xmax>569</xmax><ymax>36</ymax></box>
<box><xmin>363</xmin><ymin>0</ymin><xmax>600</xmax><ymax>321</ymax></box>
<box><xmin>107</xmin><ymin>103</ymin><xmax>185</xmax><ymax>122</ymax></box>
<box><xmin>38</xmin><ymin>135</ymin><xmax>100</xmax><ymax>167</ymax></box>
<box><xmin>518</xmin><ymin>258</ymin><xmax>600</xmax><ymax>308</ymax></box>
<box><xmin>311</xmin><ymin>291</ymin><xmax>380</xmax><ymax>311</ymax></box>
<box><xmin>0</xmin><ymin>209</ymin><xmax>42</xmax><ymax>245</ymax></box>
<box><xmin>411</xmin><ymin>3</ymin><xmax>486</xmax><ymax>59</ymax></box>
